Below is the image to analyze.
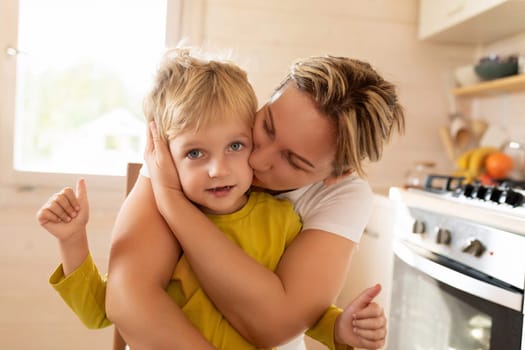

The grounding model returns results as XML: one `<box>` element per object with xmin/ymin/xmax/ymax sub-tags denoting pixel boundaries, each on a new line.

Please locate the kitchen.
<box><xmin>1</xmin><ymin>0</ymin><xmax>525</xmax><ymax>349</ymax></box>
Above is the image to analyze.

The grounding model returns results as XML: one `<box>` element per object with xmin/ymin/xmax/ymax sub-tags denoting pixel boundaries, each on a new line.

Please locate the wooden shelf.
<box><xmin>452</xmin><ymin>74</ymin><xmax>525</xmax><ymax>97</ymax></box>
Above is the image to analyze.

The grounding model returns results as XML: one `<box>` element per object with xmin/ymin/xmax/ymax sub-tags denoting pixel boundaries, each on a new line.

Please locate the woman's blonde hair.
<box><xmin>143</xmin><ymin>48</ymin><xmax>258</xmax><ymax>140</ymax></box>
<box><xmin>275</xmin><ymin>55</ymin><xmax>405</xmax><ymax>178</ymax></box>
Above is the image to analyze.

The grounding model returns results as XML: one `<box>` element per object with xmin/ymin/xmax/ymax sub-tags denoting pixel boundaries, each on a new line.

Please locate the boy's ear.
<box><xmin>323</xmin><ymin>170</ymin><xmax>353</xmax><ymax>186</ymax></box>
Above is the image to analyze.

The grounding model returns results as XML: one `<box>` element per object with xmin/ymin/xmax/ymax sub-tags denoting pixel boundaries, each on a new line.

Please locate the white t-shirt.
<box><xmin>141</xmin><ymin>165</ymin><xmax>374</xmax><ymax>350</ymax></box>
<box><xmin>277</xmin><ymin>174</ymin><xmax>373</xmax><ymax>243</ymax></box>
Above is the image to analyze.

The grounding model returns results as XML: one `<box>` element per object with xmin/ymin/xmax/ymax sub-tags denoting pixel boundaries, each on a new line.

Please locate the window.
<box><xmin>0</xmin><ymin>0</ymin><xmax>186</xmax><ymax>189</ymax></box>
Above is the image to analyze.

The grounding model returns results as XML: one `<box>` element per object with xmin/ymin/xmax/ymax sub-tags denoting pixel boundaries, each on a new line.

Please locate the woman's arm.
<box><xmin>114</xmin><ymin>299</ymin><xmax>216</xmax><ymax>350</ymax></box>
<box><xmin>105</xmin><ymin>175</ymin><xmax>215</xmax><ymax>350</ymax></box>
<box><xmin>145</xmin><ymin>122</ymin><xmax>357</xmax><ymax>347</ymax></box>
<box><xmin>161</xmin><ymin>198</ymin><xmax>354</xmax><ymax>347</ymax></box>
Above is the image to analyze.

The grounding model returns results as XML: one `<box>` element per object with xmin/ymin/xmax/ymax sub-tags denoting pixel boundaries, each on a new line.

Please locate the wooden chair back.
<box><xmin>113</xmin><ymin>162</ymin><xmax>142</xmax><ymax>350</ymax></box>
<box><xmin>126</xmin><ymin>162</ymin><xmax>142</xmax><ymax>195</ymax></box>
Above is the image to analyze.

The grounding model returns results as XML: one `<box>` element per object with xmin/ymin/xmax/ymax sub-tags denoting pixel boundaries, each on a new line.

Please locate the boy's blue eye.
<box><xmin>229</xmin><ymin>142</ymin><xmax>244</xmax><ymax>151</ymax></box>
<box><xmin>187</xmin><ymin>149</ymin><xmax>202</xmax><ymax>159</ymax></box>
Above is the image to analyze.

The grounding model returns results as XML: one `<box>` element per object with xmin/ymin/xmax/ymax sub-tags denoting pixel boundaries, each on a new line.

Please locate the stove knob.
<box><xmin>462</xmin><ymin>238</ymin><xmax>485</xmax><ymax>257</ymax></box>
<box><xmin>505</xmin><ymin>189</ymin><xmax>524</xmax><ymax>207</ymax></box>
<box><xmin>489</xmin><ymin>188</ymin><xmax>503</xmax><ymax>203</ymax></box>
<box><xmin>436</xmin><ymin>228</ymin><xmax>451</xmax><ymax>245</ymax></box>
<box><xmin>412</xmin><ymin>220</ymin><xmax>426</xmax><ymax>234</ymax></box>
<box><xmin>476</xmin><ymin>186</ymin><xmax>489</xmax><ymax>200</ymax></box>
<box><xmin>463</xmin><ymin>184</ymin><xmax>475</xmax><ymax>198</ymax></box>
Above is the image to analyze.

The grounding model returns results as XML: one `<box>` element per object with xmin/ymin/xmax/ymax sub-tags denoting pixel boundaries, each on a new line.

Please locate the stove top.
<box><xmin>422</xmin><ymin>174</ymin><xmax>525</xmax><ymax>212</ymax></box>
<box><xmin>389</xmin><ymin>186</ymin><xmax>525</xmax><ymax>236</ymax></box>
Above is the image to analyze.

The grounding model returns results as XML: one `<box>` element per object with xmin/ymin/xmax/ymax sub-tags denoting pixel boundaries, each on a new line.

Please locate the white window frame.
<box><xmin>0</xmin><ymin>0</ymin><xmax>204</xmax><ymax>195</ymax></box>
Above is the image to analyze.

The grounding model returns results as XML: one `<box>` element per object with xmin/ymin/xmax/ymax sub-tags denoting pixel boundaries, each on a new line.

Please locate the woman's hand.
<box><xmin>335</xmin><ymin>284</ymin><xmax>387</xmax><ymax>349</ymax></box>
<box><xmin>143</xmin><ymin>121</ymin><xmax>184</xmax><ymax>203</ymax></box>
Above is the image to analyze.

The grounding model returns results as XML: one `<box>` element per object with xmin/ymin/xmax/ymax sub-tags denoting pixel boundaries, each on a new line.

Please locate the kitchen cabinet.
<box><xmin>336</xmin><ymin>195</ymin><xmax>396</xmax><ymax>320</ymax></box>
<box><xmin>419</xmin><ymin>0</ymin><xmax>525</xmax><ymax>44</ymax></box>
<box><xmin>452</xmin><ymin>74</ymin><xmax>525</xmax><ymax>97</ymax></box>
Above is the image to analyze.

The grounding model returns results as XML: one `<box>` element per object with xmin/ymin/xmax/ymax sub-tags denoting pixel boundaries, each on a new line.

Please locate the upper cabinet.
<box><xmin>419</xmin><ymin>0</ymin><xmax>525</xmax><ymax>44</ymax></box>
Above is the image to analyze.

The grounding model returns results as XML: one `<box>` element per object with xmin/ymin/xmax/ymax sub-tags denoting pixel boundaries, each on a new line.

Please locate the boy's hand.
<box><xmin>335</xmin><ymin>284</ymin><xmax>386</xmax><ymax>349</ymax></box>
<box><xmin>36</xmin><ymin>178</ymin><xmax>90</xmax><ymax>242</ymax></box>
<box><xmin>144</xmin><ymin>121</ymin><xmax>184</xmax><ymax>201</ymax></box>
<box><xmin>144</xmin><ymin>121</ymin><xmax>187</xmax><ymax>219</ymax></box>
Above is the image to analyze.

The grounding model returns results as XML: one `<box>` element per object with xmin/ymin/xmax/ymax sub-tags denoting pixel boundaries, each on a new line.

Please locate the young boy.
<box><xmin>37</xmin><ymin>49</ymin><xmax>353</xmax><ymax>349</ymax></box>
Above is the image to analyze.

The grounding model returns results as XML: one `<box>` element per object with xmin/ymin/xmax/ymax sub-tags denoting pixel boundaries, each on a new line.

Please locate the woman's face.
<box><xmin>250</xmin><ymin>84</ymin><xmax>338</xmax><ymax>191</ymax></box>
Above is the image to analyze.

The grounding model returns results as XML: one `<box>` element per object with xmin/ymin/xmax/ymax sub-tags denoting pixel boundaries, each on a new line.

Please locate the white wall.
<box><xmin>190</xmin><ymin>0</ymin><xmax>477</xmax><ymax>193</ymax></box>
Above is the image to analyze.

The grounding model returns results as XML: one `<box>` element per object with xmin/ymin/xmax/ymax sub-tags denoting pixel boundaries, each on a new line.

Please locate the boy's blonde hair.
<box><xmin>275</xmin><ymin>55</ymin><xmax>405</xmax><ymax>178</ymax></box>
<box><xmin>143</xmin><ymin>48</ymin><xmax>258</xmax><ymax>140</ymax></box>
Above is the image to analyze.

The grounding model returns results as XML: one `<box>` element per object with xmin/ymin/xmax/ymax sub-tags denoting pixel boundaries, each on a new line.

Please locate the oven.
<box><xmin>387</xmin><ymin>176</ymin><xmax>525</xmax><ymax>350</ymax></box>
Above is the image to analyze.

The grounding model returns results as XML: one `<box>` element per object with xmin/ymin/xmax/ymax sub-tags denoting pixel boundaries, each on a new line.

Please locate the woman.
<box><xmin>107</xmin><ymin>54</ymin><xmax>404</xmax><ymax>349</ymax></box>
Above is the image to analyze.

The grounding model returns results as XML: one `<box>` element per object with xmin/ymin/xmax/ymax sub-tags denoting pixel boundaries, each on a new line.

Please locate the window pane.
<box><xmin>15</xmin><ymin>0</ymin><xmax>167</xmax><ymax>175</ymax></box>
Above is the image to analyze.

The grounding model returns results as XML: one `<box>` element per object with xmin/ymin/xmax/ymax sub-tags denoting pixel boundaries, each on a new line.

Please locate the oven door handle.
<box><xmin>394</xmin><ymin>241</ymin><xmax>523</xmax><ymax>312</ymax></box>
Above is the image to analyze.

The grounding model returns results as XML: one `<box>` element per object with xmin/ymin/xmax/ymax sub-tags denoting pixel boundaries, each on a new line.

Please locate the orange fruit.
<box><xmin>484</xmin><ymin>152</ymin><xmax>513</xmax><ymax>179</ymax></box>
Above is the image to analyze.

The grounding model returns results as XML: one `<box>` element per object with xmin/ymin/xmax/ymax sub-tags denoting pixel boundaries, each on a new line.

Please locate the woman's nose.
<box><xmin>208</xmin><ymin>157</ymin><xmax>230</xmax><ymax>178</ymax></box>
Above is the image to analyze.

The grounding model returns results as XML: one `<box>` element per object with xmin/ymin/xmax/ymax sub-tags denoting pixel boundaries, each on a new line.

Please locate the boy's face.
<box><xmin>168</xmin><ymin>118</ymin><xmax>253</xmax><ymax>215</ymax></box>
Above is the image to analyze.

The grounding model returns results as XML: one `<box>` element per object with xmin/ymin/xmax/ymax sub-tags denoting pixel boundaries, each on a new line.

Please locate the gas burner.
<box><xmin>423</xmin><ymin>174</ymin><xmax>525</xmax><ymax>208</ymax></box>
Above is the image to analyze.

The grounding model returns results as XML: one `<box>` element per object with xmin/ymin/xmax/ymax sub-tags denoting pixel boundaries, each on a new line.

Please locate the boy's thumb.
<box><xmin>76</xmin><ymin>178</ymin><xmax>88</xmax><ymax>204</ymax></box>
<box><xmin>354</xmin><ymin>283</ymin><xmax>382</xmax><ymax>308</ymax></box>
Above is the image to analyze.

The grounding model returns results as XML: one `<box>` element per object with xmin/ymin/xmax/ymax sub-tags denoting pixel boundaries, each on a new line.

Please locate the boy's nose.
<box><xmin>208</xmin><ymin>158</ymin><xmax>230</xmax><ymax>178</ymax></box>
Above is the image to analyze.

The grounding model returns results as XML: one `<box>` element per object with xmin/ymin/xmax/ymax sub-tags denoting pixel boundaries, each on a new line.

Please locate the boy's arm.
<box><xmin>38</xmin><ymin>178</ymin><xmax>215</xmax><ymax>349</ymax></box>
<box><xmin>49</xmin><ymin>242</ymin><xmax>216</xmax><ymax>350</ymax></box>
<box><xmin>306</xmin><ymin>285</ymin><xmax>386</xmax><ymax>350</ymax></box>
<box><xmin>39</xmin><ymin>179</ymin><xmax>112</xmax><ymax>329</ymax></box>
<box><xmin>49</xmin><ymin>253</ymin><xmax>112</xmax><ymax>329</ymax></box>
<box><xmin>306</xmin><ymin>305</ymin><xmax>349</xmax><ymax>350</ymax></box>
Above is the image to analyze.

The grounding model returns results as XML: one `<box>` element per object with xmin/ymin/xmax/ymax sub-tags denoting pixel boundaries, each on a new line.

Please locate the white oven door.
<box><xmin>387</xmin><ymin>241</ymin><xmax>524</xmax><ymax>350</ymax></box>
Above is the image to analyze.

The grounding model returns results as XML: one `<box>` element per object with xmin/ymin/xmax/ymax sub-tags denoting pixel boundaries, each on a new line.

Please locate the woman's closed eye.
<box><xmin>288</xmin><ymin>160</ymin><xmax>303</xmax><ymax>171</ymax></box>
<box><xmin>284</xmin><ymin>153</ymin><xmax>304</xmax><ymax>171</ymax></box>
<box><xmin>263</xmin><ymin>119</ymin><xmax>272</xmax><ymax>136</ymax></box>
<box><xmin>283</xmin><ymin>151</ymin><xmax>314</xmax><ymax>172</ymax></box>
<box><xmin>262</xmin><ymin>110</ymin><xmax>275</xmax><ymax>139</ymax></box>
